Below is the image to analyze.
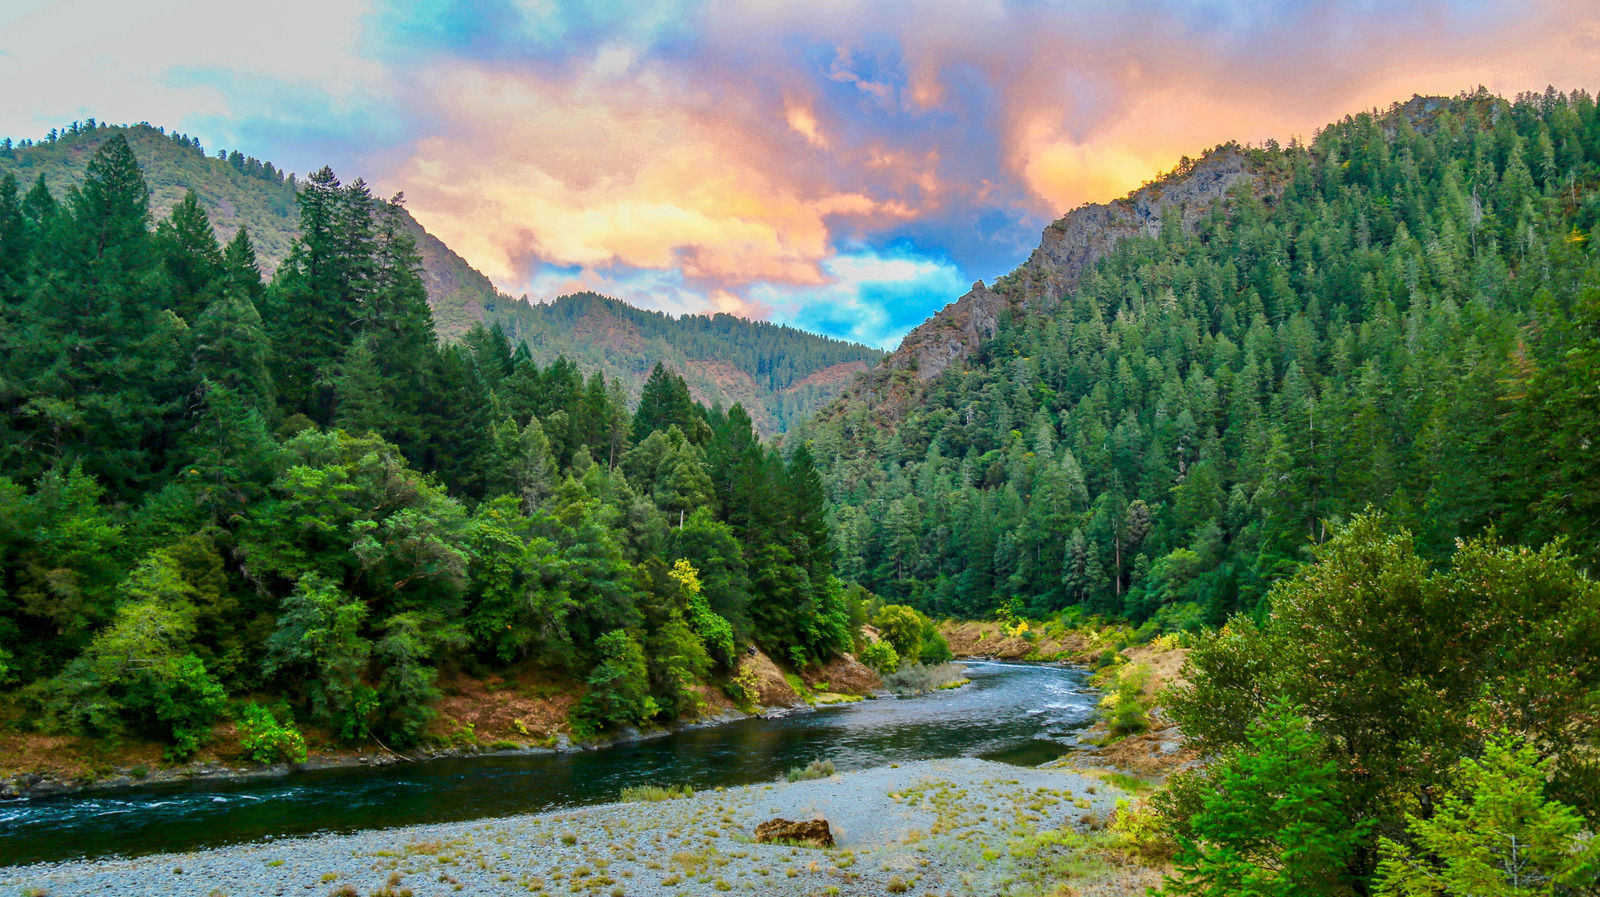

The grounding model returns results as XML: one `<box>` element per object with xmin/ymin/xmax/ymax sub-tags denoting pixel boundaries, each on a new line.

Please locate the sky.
<box><xmin>1</xmin><ymin>1</ymin><xmax>1597</xmax><ymax>348</ymax></box>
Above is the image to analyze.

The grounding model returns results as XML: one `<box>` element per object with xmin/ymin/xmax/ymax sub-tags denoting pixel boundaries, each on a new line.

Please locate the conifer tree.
<box><xmin>155</xmin><ymin>190</ymin><xmax>223</xmax><ymax>321</ymax></box>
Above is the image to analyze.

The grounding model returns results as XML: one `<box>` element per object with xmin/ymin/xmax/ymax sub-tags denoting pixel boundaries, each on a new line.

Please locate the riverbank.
<box><xmin>1</xmin><ymin>757</ymin><xmax>1166</xmax><ymax>897</ymax></box>
<box><xmin>0</xmin><ymin>649</ymin><xmax>883</xmax><ymax>801</ymax></box>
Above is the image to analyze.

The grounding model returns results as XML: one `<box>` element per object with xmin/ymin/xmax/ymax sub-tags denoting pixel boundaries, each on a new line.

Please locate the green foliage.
<box><xmin>670</xmin><ymin>558</ymin><xmax>736</xmax><ymax>667</ymax></box>
<box><xmin>236</xmin><ymin>702</ymin><xmax>308</xmax><ymax>765</ymax></box>
<box><xmin>1097</xmin><ymin>662</ymin><xmax>1151</xmax><ymax>737</ymax></box>
<box><xmin>1167</xmin><ymin>512</ymin><xmax>1600</xmax><ymax>881</ymax></box>
<box><xmin>1375</xmin><ymin>735</ymin><xmax>1600</xmax><ymax>897</ymax></box>
<box><xmin>809</xmin><ymin>90</ymin><xmax>1600</xmax><ymax>622</ymax></box>
<box><xmin>620</xmin><ymin>783</ymin><xmax>694</xmax><ymax>802</ymax></box>
<box><xmin>572</xmin><ymin>629</ymin><xmax>658</xmax><ymax>735</ymax></box>
<box><xmin>785</xmin><ymin>759</ymin><xmax>836</xmax><ymax>782</ymax></box>
<box><xmin>1159</xmin><ymin>700</ymin><xmax>1369</xmax><ymax>897</ymax></box>
<box><xmin>856</xmin><ymin>638</ymin><xmax>899</xmax><ymax>674</ymax></box>
<box><xmin>873</xmin><ymin>604</ymin><xmax>924</xmax><ymax>660</ymax></box>
<box><xmin>262</xmin><ymin>573</ymin><xmax>373</xmax><ymax>740</ymax></box>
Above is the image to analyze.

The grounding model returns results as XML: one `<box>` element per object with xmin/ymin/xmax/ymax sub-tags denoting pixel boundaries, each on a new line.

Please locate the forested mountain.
<box><xmin>496</xmin><ymin>292</ymin><xmax>880</xmax><ymax>434</ymax></box>
<box><xmin>0</xmin><ymin>123</ymin><xmax>879</xmax><ymax>433</ymax></box>
<box><xmin>801</xmin><ymin>89</ymin><xmax>1600</xmax><ymax>626</ymax></box>
<box><xmin>0</xmin><ymin>134</ymin><xmax>851</xmax><ymax>755</ymax></box>
<box><xmin>0</xmin><ymin>121</ymin><xmax>505</xmax><ymax>335</ymax></box>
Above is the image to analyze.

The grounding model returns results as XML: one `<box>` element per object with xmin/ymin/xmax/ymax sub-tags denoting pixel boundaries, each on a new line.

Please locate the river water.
<box><xmin>0</xmin><ymin>661</ymin><xmax>1097</xmax><ymax>866</ymax></box>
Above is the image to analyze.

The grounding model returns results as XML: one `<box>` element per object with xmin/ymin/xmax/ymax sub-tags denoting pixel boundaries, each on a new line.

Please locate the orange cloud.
<box><xmin>394</xmin><ymin>55</ymin><xmax>919</xmax><ymax>303</ymax></box>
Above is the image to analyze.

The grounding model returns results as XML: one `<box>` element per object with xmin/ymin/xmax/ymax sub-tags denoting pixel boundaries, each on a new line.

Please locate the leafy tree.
<box><xmin>669</xmin><ymin>558</ymin><xmax>735</xmax><ymax>666</ymax></box>
<box><xmin>573</xmin><ymin>629</ymin><xmax>656</xmax><ymax>734</ymax></box>
<box><xmin>1375</xmin><ymin>735</ymin><xmax>1600</xmax><ymax>897</ymax></box>
<box><xmin>1168</xmin><ymin>513</ymin><xmax>1600</xmax><ymax>877</ymax></box>
<box><xmin>261</xmin><ymin>572</ymin><xmax>373</xmax><ymax>739</ymax></box>
<box><xmin>873</xmin><ymin>604</ymin><xmax>925</xmax><ymax>661</ymax></box>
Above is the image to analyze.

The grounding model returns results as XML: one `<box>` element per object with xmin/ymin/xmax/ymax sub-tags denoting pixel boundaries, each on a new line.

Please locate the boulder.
<box><xmin>753</xmin><ymin>817</ymin><xmax>833</xmax><ymax>847</ymax></box>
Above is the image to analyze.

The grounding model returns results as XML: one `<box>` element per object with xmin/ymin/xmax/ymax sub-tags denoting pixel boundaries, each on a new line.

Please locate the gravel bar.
<box><xmin>2</xmin><ymin>758</ymin><xmax>1132</xmax><ymax>897</ymax></box>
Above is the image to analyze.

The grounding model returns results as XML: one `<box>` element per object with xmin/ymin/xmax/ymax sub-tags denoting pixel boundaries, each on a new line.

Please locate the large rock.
<box><xmin>753</xmin><ymin>817</ymin><xmax>834</xmax><ymax>847</ymax></box>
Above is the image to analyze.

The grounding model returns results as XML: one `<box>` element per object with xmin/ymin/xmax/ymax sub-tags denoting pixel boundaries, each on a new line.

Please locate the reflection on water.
<box><xmin>0</xmin><ymin>661</ymin><xmax>1096</xmax><ymax>866</ymax></box>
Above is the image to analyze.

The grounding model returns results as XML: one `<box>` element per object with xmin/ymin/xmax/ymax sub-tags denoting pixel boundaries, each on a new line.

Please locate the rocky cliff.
<box><xmin>877</xmin><ymin>144</ymin><xmax>1264</xmax><ymax>388</ymax></box>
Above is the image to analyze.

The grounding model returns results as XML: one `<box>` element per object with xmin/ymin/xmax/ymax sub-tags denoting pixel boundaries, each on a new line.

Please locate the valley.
<box><xmin>3</xmin><ymin>85</ymin><xmax>1599</xmax><ymax>896</ymax></box>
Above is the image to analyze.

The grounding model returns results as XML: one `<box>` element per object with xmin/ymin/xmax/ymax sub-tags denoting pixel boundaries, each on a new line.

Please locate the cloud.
<box><xmin>755</xmin><ymin>244</ymin><xmax>971</xmax><ymax>348</ymax></box>
<box><xmin>5</xmin><ymin>0</ymin><xmax>1598</xmax><ymax>349</ymax></box>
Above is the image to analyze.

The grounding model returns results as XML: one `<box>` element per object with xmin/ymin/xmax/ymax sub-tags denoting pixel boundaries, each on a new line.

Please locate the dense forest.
<box><xmin>498</xmin><ymin>291</ymin><xmax>882</xmax><ymax>435</ymax></box>
<box><xmin>803</xmin><ymin>89</ymin><xmax>1600</xmax><ymax>629</ymax></box>
<box><xmin>0</xmin><ymin>134</ymin><xmax>852</xmax><ymax>755</ymax></box>
<box><xmin>0</xmin><ymin>123</ymin><xmax>881</xmax><ymax>432</ymax></box>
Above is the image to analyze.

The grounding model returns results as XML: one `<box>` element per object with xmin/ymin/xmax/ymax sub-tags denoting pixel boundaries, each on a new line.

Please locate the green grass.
<box><xmin>620</xmin><ymin>783</ymin><xmax>695</xmax><ymax>802</ymax></box>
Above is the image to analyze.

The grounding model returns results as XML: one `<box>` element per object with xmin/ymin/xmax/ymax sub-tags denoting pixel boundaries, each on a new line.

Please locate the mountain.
<box><xmin>0</xmin><ymin>122</ymin><xmax>503</xmax><ymax>337</ymax></box>
<box><xmin>494</xmin><ymin>292</ymin><xmax>880</xmax><ymax>435</ymax></box>
<box><xmin>802</xmin><ymin>88</ymin><xmax>1600</xmax><ymax>624</ymax></box>
<box><xmin>0</xmin><ymin>122</ymin><xmax>879</xmax><ymax>432</ymax></box>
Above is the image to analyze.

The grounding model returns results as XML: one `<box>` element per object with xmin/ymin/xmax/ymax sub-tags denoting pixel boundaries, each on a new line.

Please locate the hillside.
<box><xmin>0</xmin><ymin>122</ymin><xmax>503</xmax><ymax>339</ymax></box>
<box><xmin>0</xmin><ymin>123</ymin><xmax>879</xmax><ymax>432</ymax></box>
<box><xmin>497</xmin><ymin>292</ymin><xmax>880</xmax><ymax>434</ymax></box>
<box><xmin>803</xmin><ymin>88</ymin><xmax>1600</xmax><ymax>622</ymax></box>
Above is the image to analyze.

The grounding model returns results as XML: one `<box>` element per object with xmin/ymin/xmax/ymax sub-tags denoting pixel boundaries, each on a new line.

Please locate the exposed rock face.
<box><xmin>753</xmin><ymin>817</ymin><xmax>834</xmax><ymax>847</ymax></box>
<box><xmin>850</xmin><ymin>144</ymin><xmax>1269</xmax><ymax>413</ymax></box>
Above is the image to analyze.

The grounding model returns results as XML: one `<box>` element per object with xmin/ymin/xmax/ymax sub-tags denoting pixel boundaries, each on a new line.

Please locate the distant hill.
<box><xmin>0</xmin><ymin>122</ymin><xmax>502</xmax><ymax>337</ymax></box>
<box><xmin>0</xmin><ymin>122</ymin><xmax>880</xmax><ymax>432</ymax></box>
<box><xmin>497</xmin><ymin>292</ymin><xmax>881</xmax><ymax>434</ymax></box>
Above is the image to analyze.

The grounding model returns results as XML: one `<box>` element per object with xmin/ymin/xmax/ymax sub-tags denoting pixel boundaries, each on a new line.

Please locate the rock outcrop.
<box><xmin>832</xmin><ymin>143</ymin><xmax>1271</xmax><ymax>424</ymax></box>
<box><xmin>753</xmin><ymin>817</ymin><xmax>834</xmax><ymax>847</ymax></box>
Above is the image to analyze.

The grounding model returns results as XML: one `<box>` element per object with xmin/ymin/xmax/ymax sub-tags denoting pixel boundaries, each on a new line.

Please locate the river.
<box><xmin>0</xmin><ymin>661</ymin><xmax>1097</xmax><ymax>867</ymax></box>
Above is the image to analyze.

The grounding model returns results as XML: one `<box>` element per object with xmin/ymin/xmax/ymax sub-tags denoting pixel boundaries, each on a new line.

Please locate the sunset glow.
<box><xmin>4</xmin><ymin>0</ymin><xmax>1597</xmax><ymax>346</ymax></box>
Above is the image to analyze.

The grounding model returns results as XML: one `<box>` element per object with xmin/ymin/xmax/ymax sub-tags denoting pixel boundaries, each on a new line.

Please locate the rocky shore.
<box><xmin>2</xmin><ymin>757</ymin><xmax>1160</xmax><ymax>897</ymax></box>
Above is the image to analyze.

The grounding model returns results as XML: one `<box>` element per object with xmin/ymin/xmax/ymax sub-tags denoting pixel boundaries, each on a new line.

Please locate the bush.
<box><xmin>237</xmin><ymin>702</ymin><xmax>308</xmax><ymax>764</ymax></box>
<box><xmin>857</xmin><ymin>638</ymin><xmax>899</xmax><ymax>674</ymax></box>
<box><xmin>917</xmin><ymin>619</ymin><xmax>953</xmax><ymax>664</ymax></box>
<box><xmin>725</xmin><ymin>663</ymin><xmax>763</xmax><ymax>709</ymax></box>
<box><xmin>873</xmin><ymin>605</ymin><xmax>924</xmax><ymax>660</ymax></box>
<box><xmin>1110</xmin><ymin>797</ymin><xmax>1176</xmax><ymax>862</ymax></box>
<box><xmin>785</xmin><ymin>759</ymin><xmax>835</xmax><ymax>782</ymax></box>
<box><xmin>620</xmin><ymin>783</ymin><xmax>694</xmax><ymax>802</ymax></box>
<box><xmin>882</xmin><ymin>662</ymin><xmax>967</xmax><ymax>695</ymax></box>
<box><xmin>571</xmin><ymin>629</ymin><xmax>658</xmax><ymax>735</ymax></box>
<box><xmin>1098</xmin><ymin>663</ymin><xmax>1151</xmax><ymax>737</ymax></box>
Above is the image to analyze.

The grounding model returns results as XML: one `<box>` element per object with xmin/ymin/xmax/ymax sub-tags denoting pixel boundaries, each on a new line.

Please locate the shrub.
<box><xmin>882</xmin><ymin>663</ymin><xmax>967</xmax><ymax>695</ymax></box>
<box><xmin>621</xmin><ymin>783</ymin><xmax>695</xmax><ymax>802</ymax></box>
<box><xmin>872</xmin><ymin>605</ymin><xmax>924</xmax><ymax>660</ymax></box>
<box><xmin>785</xmin><ymin>759</ymin><xmax>836</xmax><ymax>782</ymax></box>
<box><xmin>916</xmin><ymin>619</ymin><xmax>953</xmax><ymax>665</ymax></box>
<box><xmin>725</xmin><ymin>663</ymin><xmax>763</xmax><ymax>708</ymax></box>
<box><xmin>857</xmin><ymin>638</ymin><xmax>898</xmax><ymax>674</ymax></box>
<box><xmin>1110</xmin><ymin>798</ymin><xmax>1175</xmax><ymax>861</ymax></box>
<box><xmin>237</xmin><ymin>702</ymin><xmax>308</xmax><ymax>764</ymax></box>
<box><xmin>1098</xmin><ymin>663</ymin><xmax>1151</xmax><ymax>737</ymax></box>
<box><xmin>571</xmin><ymin>629</ymin><xmax>658</xmax><ymax>734</ymax></box>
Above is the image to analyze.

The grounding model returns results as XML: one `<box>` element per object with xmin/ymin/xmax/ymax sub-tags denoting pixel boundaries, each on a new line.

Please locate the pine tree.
<box><xmin>155</xmin><ymin>190</ymin><xmax>223</xmax><ymax>321</ymax></box>
<box><xmin>220</xmin><ymin>226</ymin><xmax>262</xmax><ymax>301</ymax></box>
